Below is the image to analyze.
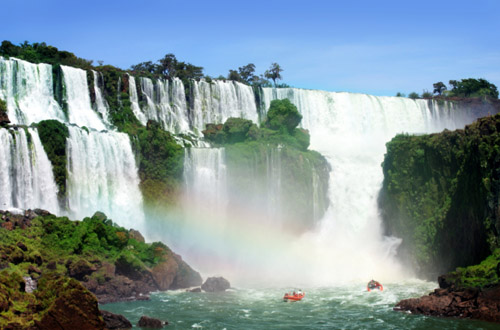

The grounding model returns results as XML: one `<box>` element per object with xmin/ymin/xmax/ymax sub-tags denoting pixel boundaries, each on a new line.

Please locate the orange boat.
<box><xmin>283</xmin><ymin>291</ymin><xmax>305</xmax><ymax>302</ymax></box>
<box><xmin>367</xmin><ymin>280</ymin><xmax>383</xmax><ymax>292</ymax></box>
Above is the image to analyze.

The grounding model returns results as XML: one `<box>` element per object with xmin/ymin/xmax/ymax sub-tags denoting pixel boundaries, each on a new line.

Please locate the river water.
<box><xmin>102</xmin><ymin>280</ymin><xmax>497</xmax><ymax>329</ymax></box>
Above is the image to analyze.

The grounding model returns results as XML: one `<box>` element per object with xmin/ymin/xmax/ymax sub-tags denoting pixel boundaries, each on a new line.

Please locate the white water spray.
<box><xmin>92</xmin><ymin>70</ymin><xmax>111</xmax><ymax>125</ymax></box>
<box><xmin>66</xmin><ymin>126</ymin><xmax>144</xmax><ymax>231</ymax></box>
<box><xmin>0</xmin><ymin>128</ymin><xmax>59</xmax><ymax>214</ymax></box>
<box><xmin>0</xmin><ymin>57</ymin><xmax>66</xmax><ymax>125</ymax></box>
<box><xmin>260</xmin><ymin>88</ymin><xmax>493</xmax><ymax>285</ymax></box>
<box><xmin>61</xmin><ymin>65</ymin><xmax>106</xmax><ymax>130</ymax></box>
<box><xmin>191</xmin><ymin>80</ymin><xmax>258</xmax><ymax>135</ymax></box>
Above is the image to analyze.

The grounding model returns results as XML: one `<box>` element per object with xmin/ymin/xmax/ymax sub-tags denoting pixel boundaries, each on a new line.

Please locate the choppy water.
<box><xmin>101</xmin><ymin>280</ymin><xmax>497</xmax><ymax>329</ymax></box>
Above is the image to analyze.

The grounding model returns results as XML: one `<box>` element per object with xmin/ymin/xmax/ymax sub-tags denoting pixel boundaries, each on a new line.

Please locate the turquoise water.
<box><xmin>102</xmin><ymin>281</ymin><xmax>497</xmax><ymax>329</ymax></box>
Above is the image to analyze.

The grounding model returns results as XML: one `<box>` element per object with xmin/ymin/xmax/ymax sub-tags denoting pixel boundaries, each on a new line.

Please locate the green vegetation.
<box><xmin>133</xmin><ymin>121</ymin><xmax>185</xmax><ymax>207</ymax></box>
<box><xmin>0</xmin><ymin>98</ymin><xmax>7</xmax><ymax>114</ymax></box>
<box><xmin>0</xmin><ymin>210</ymin><xmax>176</xmax><ymax>328</ymax></box>
<box><xmin>264</xmin><ymin>99</ymin><xmax>302</xmax><ymax>133</ymax></box>
<box><xmin>0</xmin><ymin>212</ymin><xmax>169</xmax><ymax>276</ymax></box>
<box><xmin>264</xmin><ymin>62</ymin><xmax>284</xmax><ymax>87</ymax></box>
<box><xmin>0</xmin><ymin>98</ymin><xmax>8</xmax><ymax>126</ymax></box>
<box><xmin>380</xmin><ymin>114</ymin><xmax>500</xmax><ymax>276</ymax></box>
<box><xmin>227</xmin><ymin>63</ymin><xmax>274</xmax><ymax>87</ymax></box>
<box><xmin>36</xmin><ymin>120</ymin><xmax>69</xmax><ymax>202</ymax></box>
<box><xmin>408</xmin><ymin>92</ymin><xmax>419</xmax><ymax>99</ymax></box>
<box><xmin>130</xmin><ymin>53</ymin><xmax>204</xmax><ymax>86</ymax></box>
<box><xmin>448</xmin><ymin>78</ymin><xmax>499</xmax><ymax>99</ymax></box>
<box><xmin>0</xmin><ymin>40</ymin><xmax>93</xmax><ymax>70</ymax></box>
<box><xmin>442</xmin><ymin>249</ymin><xmax>500</xmax><ymax>289</ymax></box>
<box><xmin>433</xmin><ymin>81</ymin><xmax>447</xmax><ymax>96</ymax></box>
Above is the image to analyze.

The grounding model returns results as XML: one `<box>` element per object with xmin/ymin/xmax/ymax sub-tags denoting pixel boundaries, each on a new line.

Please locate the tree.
<box><xmin>433</xmin><ymin>82</ymin><xmax>447</xmax><ymax>95</ymax></box>
<box><xmin>396</xmin><ymin>92</ymin><xmax>406</xmax><ymax>97</ymax></box>
<box><xmin>158</xmin><ymin>54</ymin><xmax>177</xmax><ymax>79</ymax></box>
<box><xmin>264</xmin><ymin>99</ymin><xmax>302</xmax><ymax>133</ymax></box>
<box><xmin>227</xmin><ymin>69</ymin><xmax>243</xmax><ymax>82</ymax></box>
<box><xmin>408</xmin><ymin>92</ymin><xmax>420</xmax><ymax>99</ymax></box>
<box><xmin>422</xmin><ymin>90</ymin><xmax>433</xmax><ymax>98</ymax></box>
<box><xmin>264</xmin><ymin>63</ymin><xmax>283</xmax><ymax>87</ymax></box>
<box><xmin>449</xmin><ymin>80</ymin><xmax>458</xmax><ymax>90</ymax></box>
<box><xmin>448</xmin><ymin>78</ymin><xmax>498</xmax><ymax>99</ymax></box>
<box><xmin>238</xmin><ymin>63</ymin><xmax>256</xmax><ymax>84</ymax></box>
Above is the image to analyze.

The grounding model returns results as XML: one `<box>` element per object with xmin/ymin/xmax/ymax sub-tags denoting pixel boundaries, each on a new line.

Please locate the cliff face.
<box><xmin>379</xmin><ymin>112</ymin><xmax>500</xmax><ymax>277</ymax></box>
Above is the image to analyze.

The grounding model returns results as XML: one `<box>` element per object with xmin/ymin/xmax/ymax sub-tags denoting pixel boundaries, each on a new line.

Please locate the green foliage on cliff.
<box><xmin>132</xmin><ymin>121</ymin><xmax>185</xmax><ymax>207</ymax></box>
<box><xmin>380</xmin><ymin>114</ymin><xmax>500</xmax><ymax>276</ymax></box>
<box><xmin>36</xmin><ymin>120</ymin><xmax>69</xmax><ymax>202</ymax></box>
<box><xmin>443</xmin><ymin>249</ymin><xmax>500</xmax><ymax>289</ymax></box>
<box><xmin>264</xmin><ymin>99</ymin><xmax>302</xmax><ymax>133</ymax></box>
<box><xmin>0</xmin><ymin>211</ymin><xmax>166</xmax><ymax>273</ymax></box>
<box><xmin>0</xmin><ymin>98</ymin><xmax>6</xmax><ymax>114</ymax></box>
<box><xmin>0</xmin><ymin>40</ymin><xmax>93</xmax><ymax>70</ymax></box>
<box><xmin>99</xmin><ymin>66</ymin><xmax>143</xmax><ymax>131</ymax></box>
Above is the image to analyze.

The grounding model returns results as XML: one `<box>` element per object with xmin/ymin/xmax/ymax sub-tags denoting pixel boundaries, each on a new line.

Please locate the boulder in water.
<box><xmin>101</xmin><ymin>310</ymin><xmax>132</xmax><ymax>329</ymax></box>
<box><xmin>201</xmin><ymin>276</ymin><xmax>230</xmax><ymax>292</ymax></box>
<box><xmin>138</xmin><ymin>315</ymin><xmax>167</xmax><ymax>328</ymax></box>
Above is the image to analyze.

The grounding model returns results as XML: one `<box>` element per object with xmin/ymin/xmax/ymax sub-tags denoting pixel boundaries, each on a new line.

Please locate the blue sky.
<box><xmin>2</xmin><ymin>0</ymin><xmax>499</xmax><ymax>96</ymax></box>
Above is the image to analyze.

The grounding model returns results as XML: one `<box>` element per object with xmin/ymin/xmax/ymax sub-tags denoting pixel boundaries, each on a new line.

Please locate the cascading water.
<box><xmin>128</xmin><ymin>75</ymin><xmax>148</xmax><ymax>125</ymax></box>
<box><xmin>0</xmin><ymin>57</ymin><xmax>66</xmax><ymax>125</ymax></box>
<box><xmin>92</xmin><ymin>70</ymin><xmax>111</xmax><ymax>125</ymax></box>
<box><xmin>177</xmin><ymin>147</ymin><xmax>230</xmax><ymax>272</ymax></box>
<box><xmin>66</xmin><ymin>126</ymin><xmax>144</xmax><ymax>231</ymax></box>
<box><xmin>0</xmin><ymin>127</ymin><xmax>59</xmax><ymax>214</ymax></box>
<box><xmin>191</xmin><ymin>79</ymin><xmax>258</xmax><ymax>134</ymax></box>
<box><xmin>258</xmin><ymin>88</ymin><xmax>494</xmax><ymax>285</ymax></box>
<box><xmin>61</xmin><ymin>65</ymin><xmax>106</xmax><ymax>130</ymax></box>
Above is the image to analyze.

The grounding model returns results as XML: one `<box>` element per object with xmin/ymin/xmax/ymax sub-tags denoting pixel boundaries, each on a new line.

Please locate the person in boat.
<box><xmin>368</xmin><ymin>279</ymin><xmax>381</xmax><ymax>290</ymax></box>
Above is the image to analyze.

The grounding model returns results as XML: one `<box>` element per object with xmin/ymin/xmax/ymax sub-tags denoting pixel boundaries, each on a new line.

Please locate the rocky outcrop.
<box><xmin>0</xmin><ymin>210</ymin><xmax>203</xmax><ymax>305</ymax></box>
<box><xmin>201</xmin><ymin>277</ymin><xmax>230</xmax><ymax>292</ymax></box>
<box><xmin>395</xmin><ymin>285</ymin><xmax>500</xmax><ymax>323</ymax></box>
<box><xmin>0</xmin><ymin>271</ymin><xmax>106</xmax><ymax>329</ymax></box>
<box><xmin>35</xmin><ymin>277</ymin><xmax>106</xmax><ymax>330</ymax></box>
<box><xmin>138</xmin><ymin>316</ymin><xmax>167</xmax><ymax>328</ymax></box>
<box><xmin>101</xmin><ymin>310</ymin><xmax>132</xmax><ymax>329</ymax></box>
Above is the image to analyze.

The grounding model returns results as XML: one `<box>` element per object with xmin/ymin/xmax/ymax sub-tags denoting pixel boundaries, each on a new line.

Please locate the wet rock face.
<box><xmin>101</xmin><ymin>310</ymin><xmax>132</xmax><ymax>329</ymax></box>
<box><xmin>395</xmin><ymin>285</ymin><xmax>500</xmax><ymax>323</ymax></box>
<box><xmin>201</xmin><ymin>277</ymin><xmax>231</xmax><ymax>292</ymax></box>
<box><xmin>138</xmin><ymin>315</ymin><xmax>167</xmax><ymax>328</ymax></box>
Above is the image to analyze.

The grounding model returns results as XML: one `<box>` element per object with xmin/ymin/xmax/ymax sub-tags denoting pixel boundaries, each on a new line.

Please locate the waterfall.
<box><xmin>92</xmin><ymin>70</ymin><xmax>110</xmax><ymax>124</ymax></box>
<box><xmin>183</xmin><ymin>147</ymin><xmax>228</xmax><ymax>220</ymax></box>
<box><xmin>66</xmin><ymin>126</ymin><xmax>144</xmax><ymax>230</ymax></box>
<box><xmin>61</xmin><ymin>65</ymin><xmax>106</xmax><ymax>130</ymax></box>
<box><xmin>191</xmin><ymin>80</ymin><xmax>258</xmax><ymax>134</ymax></box>
<box><xmin>128</xmin><ymin>75</ymin><xmax>148</xmax><ymax>125</ymax></box>
<box><xmin>0</xmin><ymin>57</ymin><xmax>66</xmax><ymax>125</ymax></box>
<box><xmin>259</xmin><ymin>88</ymin><xmax>494</xmax><ymax>284</ymax></box>
<box><xmin>0</xmin><ymin>128</ymin><xmax>59</xmax><ymax>214</ymax></box>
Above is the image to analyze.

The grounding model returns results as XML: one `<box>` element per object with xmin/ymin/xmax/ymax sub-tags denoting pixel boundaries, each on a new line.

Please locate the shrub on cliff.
<box><xmin>264</xmin><ymin>99</ymin><xmax>302</xmax><ymax>133</ymax></box>
<box><xmin>133</xmin><ymin>120</ymin><xmax>185</xmax><ymax>206</ymax></box>
<box><xmin>36</xmin><ymin>120</ymin><xmax>69</xmax><ymax>202</ymax></box>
